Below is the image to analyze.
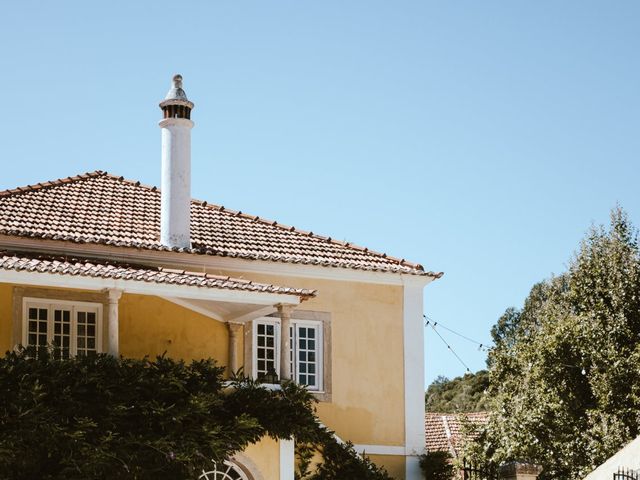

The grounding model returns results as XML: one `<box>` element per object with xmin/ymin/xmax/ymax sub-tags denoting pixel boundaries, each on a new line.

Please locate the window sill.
<box><xmin>311</xmin><ymin>390</ymin><xmax>332</xmax><ymax>403</ymax></box>
<box><xmin>222</xmin><ymin>381</ymin><xmax>330</xmax><ymax>402</ymax></box>
<box><xmin>222</xmin><ymin>381</ymin><xmax>282</xmax><ymax>391</ymax></box>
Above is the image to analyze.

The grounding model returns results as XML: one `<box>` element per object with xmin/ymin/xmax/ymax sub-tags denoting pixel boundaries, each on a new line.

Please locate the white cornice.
<box><xmin>0</xmin><ymin>236</ymin><xmax>438</xmax><ymax>287</ymax></box>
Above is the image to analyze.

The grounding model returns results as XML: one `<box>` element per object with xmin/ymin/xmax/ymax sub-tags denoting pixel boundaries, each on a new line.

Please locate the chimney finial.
<box><xmin>161</xmin><ymin>74</ymin><xmax>192</xmax><ymax>105</ymax></box>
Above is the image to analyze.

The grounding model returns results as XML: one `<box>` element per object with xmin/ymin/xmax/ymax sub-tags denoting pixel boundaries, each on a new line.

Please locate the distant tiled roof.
<box><xmin>425</xmin><ymin>412</ymin><xmax>489</xmax><ymax>458</ymax></box>
<box><xmin>0</xmin><ymin>171</ymin><xmax>443</xmax><ymax>277</ymax></box>
<box><xmin>0</xmin><ymin>250</ymin><xmax>316</xmax><ymax>298</ymax></box>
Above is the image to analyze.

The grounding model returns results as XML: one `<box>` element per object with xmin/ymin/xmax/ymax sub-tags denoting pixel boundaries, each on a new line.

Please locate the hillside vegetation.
<box><xmin>425</xmin><ymin>370</ymin><xmax>491</xmax><ymax>413</ymax></box>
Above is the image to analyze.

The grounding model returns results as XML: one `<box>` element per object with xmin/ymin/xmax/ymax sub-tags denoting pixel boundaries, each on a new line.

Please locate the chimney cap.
<box><xmin>160</xmin><ymin>73</ymin><xmax>194</xmax><ymax>109</ymax></box>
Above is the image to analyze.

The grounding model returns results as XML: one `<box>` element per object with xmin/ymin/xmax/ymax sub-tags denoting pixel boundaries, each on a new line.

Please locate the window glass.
<box><xmin>24</xmin><ymin>300</ymin><xmax>101</xmax><ymax>357</ymax></box>
<box><xmin>295</xmin><ymin>324</ymin><xmax>320</xmax><ymax>390</ymax></box>
<box><xmin>76</xmin><ymin>310</ymin><xmax>98</xmax><ymax>356</ymax></box>
<box><xmin>255</xmin><ymin>319</ymin><xmax>322</xmax><ymax>391</ymax></box>
<box><xmin>52</xmin><ymin>308</ymin><xmax>71</xmax><ymax>359</ymax></box>
<box><xmin>27</xmin><ymin>307</ymin><xmax>48</xmax><ymax>350</ymax></box>
<box><xmin>255</xmin><ymin>321</ymin><xmax>278</xmax><ymax>381</ymax></box>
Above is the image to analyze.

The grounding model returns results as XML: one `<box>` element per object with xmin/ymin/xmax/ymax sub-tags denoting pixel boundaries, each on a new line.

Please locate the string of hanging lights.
<box><xmin>424</xmin><ymin>315</ymin><xmax>590</xmax><ymax>377</ymax></box>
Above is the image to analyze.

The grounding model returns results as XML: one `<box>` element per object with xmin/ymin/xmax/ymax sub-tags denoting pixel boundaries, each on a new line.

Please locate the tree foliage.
<box><xmin>296</xmin><ymin>439</ymin><xmax>393</xmax><ymax>480</ymax></box>
<box><xmin>419</xmin><ymin>451</ymin><xmax>455</xmax><ymax>480</ymax></box>
<box><xmin>467</xmin><ymin>208</ymin><xmax>640</xmax><ymax>480</ymax></box>
<box><xmin>425</xmin><ymin>371</ymin><xmax>491</xmax><ymax>413</ymax></box>
<box><xmin>0</xmin><ymin>347</ymin><xmax>391</xmax><ymax>480</ymax></box>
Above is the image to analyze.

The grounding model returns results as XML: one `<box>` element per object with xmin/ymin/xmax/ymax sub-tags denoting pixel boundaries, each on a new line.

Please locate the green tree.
<box><xmin>467</xmin><ymin>208</ymin><xmax>640</xmax><ymax>480</ymax></box>
<box><xmin>426</xmin><ymin>370</ymin><xmax>491</xmax><ymax>413</ymax></box>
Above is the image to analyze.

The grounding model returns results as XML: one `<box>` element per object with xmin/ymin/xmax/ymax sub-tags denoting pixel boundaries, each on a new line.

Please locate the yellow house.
<box><xmin>0</xmin><ymin>76</ymin><xmax>442</xmax><ymax>480</ymax></box>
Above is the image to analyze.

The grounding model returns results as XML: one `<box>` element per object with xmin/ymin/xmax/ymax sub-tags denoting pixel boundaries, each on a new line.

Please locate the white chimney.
<box><xmin>159</xmin><ymin>74</ymin><xmax>194</xmax><ymax>249</ymax></box>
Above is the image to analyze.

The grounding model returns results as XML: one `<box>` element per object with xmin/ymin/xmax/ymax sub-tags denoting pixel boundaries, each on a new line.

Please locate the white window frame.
<box><xmin>290</xmin><ymin>320</ymin><xmax>323</xmax><ymax>392</ymax></box>
<box><xmin>252</xmin><ymin>318</ymin><xmax>280</xmax><ymax>381</ymax></box>
<box><xmin>252</xmin><ymin>317</ymin><xmax>324</xmax><ymax>392</ymax></box>
<box><xmin>22</xmin><ymin>297</ymin><xmax>103</xmax><ymax>357</ymax></box>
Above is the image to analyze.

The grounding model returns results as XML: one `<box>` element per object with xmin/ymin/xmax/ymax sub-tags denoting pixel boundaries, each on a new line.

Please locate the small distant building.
<box><xmin>584</xmin><ymin>436</ymin><xmax>640</xmax><ymax>480</ymax></box>
<box><xmin>425</xmin><ymin>412</ymin><xmax>489</xmax><ymax>459</ymax></box>
<box><xmin>425</xmin><ymin>413</ymin><xmax>546</xmax><ymax>480</ymax></box>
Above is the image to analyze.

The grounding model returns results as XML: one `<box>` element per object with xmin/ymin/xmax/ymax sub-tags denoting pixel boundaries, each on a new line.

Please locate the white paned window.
<box><xmin>26</xmin><ymin>302</ymin><xmax>49</xmax><ymax>351</ymax></box>
<box><xmin>255</xmin><ymin>320</ymin><xmax>279</xmax><ymax>380</ymax></box>
<box><xmin>52</xmin><ymin>307</ymin><xmax>72</xmax><ymax>358</ymax></box>
<box><xmin>254</xmin><ymin>319</ymin><xmax>323</xmax><ymax>391</ymax></box>
<box><xmin>23</xmin><ymin>298</ymin><xmax>102</xmax><ymax>357</ymax></box>
<box><xmin>292</xmin><ymin>322</ymin><xmax>322</xmax><ymax>390</ymax></box>
<box><xmin>76</xmin><ymin>310</ymin><xmax>98</xmax><ymax>356</ymax></box>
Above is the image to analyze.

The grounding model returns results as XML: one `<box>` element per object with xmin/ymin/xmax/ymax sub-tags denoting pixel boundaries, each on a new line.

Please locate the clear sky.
<box><xmin>0</xmin><ymin>1</ymin><xmax>638</xmax><ymax>386</ymax></box>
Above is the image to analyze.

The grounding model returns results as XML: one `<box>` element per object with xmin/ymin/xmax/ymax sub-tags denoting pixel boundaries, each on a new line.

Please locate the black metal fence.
<box><xmin>614</xmin><ymin>467</ymin><xmax>640</xmax><ymax>480</ymax></box>
<box><xmin>462</xmin><ymin>458</ymin><xmax>500</xmax><ymax>480</ymax></box>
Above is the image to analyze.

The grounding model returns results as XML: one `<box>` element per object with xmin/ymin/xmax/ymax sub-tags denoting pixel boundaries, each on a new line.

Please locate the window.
<box><xmin>253</xmin><ymin>318</ymin><xmax>323</xmax><ymax>391</ymax></box>
<box><xmin>198</xmin><ymin>460</ymin><xmax>249</xmax><ymax>480</ymax></box>
<box><xmin>255</xmin><ymin>320</ymin><xmax>279</xmax><ymax>380</ymax></box>
<box><xmin>291</xmin><ymin>322</ymin><xmax>322</xmax><ymax>391</ymax></box>
<box><xmin>23</xmin><ymin>298</ymin><xmax>102</xmax><ymax>358</ymax></box>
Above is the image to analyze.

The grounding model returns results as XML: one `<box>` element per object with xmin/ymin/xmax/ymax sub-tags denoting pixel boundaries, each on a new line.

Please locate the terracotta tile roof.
<box><xmin>0</xmin><ymin>250</ymin><xmax>316</xmax><ymax>298</ymax></box>
<box><xmin>0</xmin><ymin>171</ymin><xmax>443</xmax><ymax>277</ymax></box>
<box><xmin>425</xmin><ymin>412</ymin><xmax>489</xmax><ymax>458</ymax></box>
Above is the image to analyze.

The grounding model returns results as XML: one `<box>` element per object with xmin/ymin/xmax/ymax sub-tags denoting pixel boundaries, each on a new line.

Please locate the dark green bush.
<box><xmin>419</xmin><ymin>451</ymin><xmax>455</xmax><ymax>480</ymax></box>
<box><xmin>297</xmin><ymin>439</ymin><xmax>393</xmax><ymax>480</ymax></box>
<box><xmin>0</xmin><ymin>347</ymin><xmax>391</xmax><ymax>480</ymax></box>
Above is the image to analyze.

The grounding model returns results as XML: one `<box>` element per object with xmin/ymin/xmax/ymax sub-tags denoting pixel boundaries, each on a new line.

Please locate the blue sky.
<box><xmin>1</xmin><ymin>1</ymin><xmax>638</xmax><ymax>386</ymax></box>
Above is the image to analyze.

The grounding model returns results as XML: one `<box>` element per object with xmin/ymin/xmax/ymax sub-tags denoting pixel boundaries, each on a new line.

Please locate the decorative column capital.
<box><xmin>276</xmin><ymin>303</ymin><xmax>294</xmax><ymax>317</ymax></box>
<box><xmin>227</xmin><ymin>322</ymin><xmax>242</xmax><ymax>337</ymax></box>
<box><xmin>106</xmin><ymin>288</ymin><xmax>123</xmax><ymax>303</ymax></box>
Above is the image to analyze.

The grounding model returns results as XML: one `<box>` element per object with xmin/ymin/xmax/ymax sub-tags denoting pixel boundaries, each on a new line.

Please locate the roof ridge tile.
<box><xmin>0</xmin><ymin>170</ymin><xmax>107</xmax><ymax>198</ymax></box>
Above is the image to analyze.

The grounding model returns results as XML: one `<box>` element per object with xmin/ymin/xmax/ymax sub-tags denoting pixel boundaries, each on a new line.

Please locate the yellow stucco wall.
<box><xmin>369</xmin><ymin>454</ymin><xmax>406</xmax><ymax>479</ymax></box>
<box><xmin>0</xmin><ymin>286</ymin><xmax>232</xmax><ymax>366</ymax></box>
<box><xmin>242</xmin><ymin>436</ymin><xmax>280</xmax><ymax>480</ymax></box>
<box><xmin>0</xmin><ymin>284</ymin><xmax>13</xmax><ymax>354</ymax></box>
<box><xmin>118</xmin><ymin>294</ymin><xmax>229</xmax><ymax>365</ymax></box>
<box><xmin>213</xmin><ymin>270</ymin><xmax>406</xmax><ymax>447</ymax></box>
<box><xmin>0</xmin><ymin>272</ymin><xmax>408</xmax><ymax>478</ymax></box>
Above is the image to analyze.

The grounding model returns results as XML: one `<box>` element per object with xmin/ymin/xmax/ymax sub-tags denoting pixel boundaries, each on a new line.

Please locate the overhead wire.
<box><xmin>424</xmin><ymin>316</ymin><xmax>589</xmax><ymax>376</ymax></box>
<box><xmin>425</xmin><ymin>317</ymin><xmax>472</xmax><ymax>373</ymax></box>
<box><xmin>423</xmin><ymin>315</ymin><xmax>492</xmax><ymax>352</ymax></box>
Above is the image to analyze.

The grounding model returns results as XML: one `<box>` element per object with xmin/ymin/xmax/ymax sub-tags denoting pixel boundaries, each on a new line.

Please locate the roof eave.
<box><xmin>0</xmin><ymin>234</ymin><xmax>443</xmax><ymax>285</ymax></box>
